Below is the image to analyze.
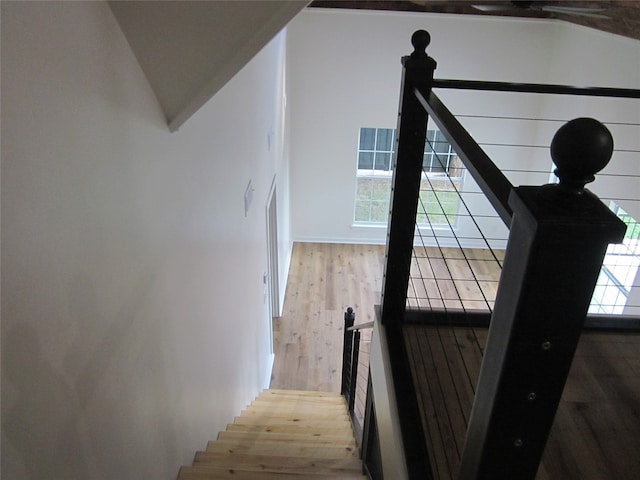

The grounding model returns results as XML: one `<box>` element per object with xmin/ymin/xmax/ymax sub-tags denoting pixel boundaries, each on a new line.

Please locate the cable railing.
<box><xmin>407</xmin><ymin>113</ymin><xmax>640</xmax><ymax>323</ymax></box>
<box><xmin>367</xmin><ymin>29</ymin><xmax>640</xmax><ymax>480</ymax></box>
<box><xmin>341</xmin><ymin>307</ymin><xmax>373</xmax><ymax>446</ymax></box>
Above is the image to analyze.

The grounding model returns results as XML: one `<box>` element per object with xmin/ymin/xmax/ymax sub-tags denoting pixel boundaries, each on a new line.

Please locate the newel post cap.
<box><xmin>551</xmin><ymin>117</ymin><xmax>614</xmax><ymax>193</ymax></box>
<box><xmin>411</xmin><ymin>29</ymin><xmax>431</xmax><ymax>58</ymax></box>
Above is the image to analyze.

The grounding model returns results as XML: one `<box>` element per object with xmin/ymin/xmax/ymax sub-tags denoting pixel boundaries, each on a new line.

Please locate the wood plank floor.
<box><xmin>405</xmin><ymin>325</ymin><xmax>640</xmax><ymax>480</ymax></box>
<box><xmin>408</xmin><ymin>246</ymin><xmax>504</xmax><ymax>311</ymax></box>
<box><xmin>271</xmin><ymin>242</ymin><xmax>640</xmax><ymax>479</ymax></box>
<box><xmin>270</xmin><ymin>242</ymin><xmax>385</xmax><ymax>392</ymax></box>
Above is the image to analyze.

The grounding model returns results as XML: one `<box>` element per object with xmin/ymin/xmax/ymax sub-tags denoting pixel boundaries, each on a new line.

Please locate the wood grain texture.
<box><xmin>270</xmin><ymin>242</ymin><xmax>385</xmax><ymax>392</ymax></box>
<box><xmin>178</xmin><ymin>389</ymin><xmax>367</xmax><ymax>479</ymax></box>
<box><xmin>405</xmin><ymin>325</ymin><xmax>640</xmax><ymax>480</ymax></box>
<box><xmin>269</xmin><ymin>242</ymin><xmax>640</xmax><ymax>479</ymax></box>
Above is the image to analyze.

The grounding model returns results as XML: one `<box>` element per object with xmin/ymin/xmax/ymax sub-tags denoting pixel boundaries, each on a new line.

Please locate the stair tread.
<box><xmin>193</xmin><ymin>451</ymin><xmax>362</xmax><ymax>474</ymax></box>
<box><xmin>178</xmin><ymin>390</ymin><xmax>362</xmax><ymax>479</ymax></box>
<box><xmin>256</xmin><ymin>394</ymin><xmax>345</xmax><ymax>403</ymax></box>
<box><xmin>226</xmin><ymin>423</ymin><xmax>353</xmax><ymax>436</ymax></box>
<box><xmin>241</xmin><ymin>408</ymin><xmax>349</xmax><ymax>421</ymax></box>
<box><xmin>263</xmin><ymin>389</ymin><xmax>342</xmax><ymax>398</ymax></box>
<box><xmin>207</xmin><ymin>439</ymin><xmax>358</xmax><ymax>458</ymax></box>
<box><xmin>233</xmin><ymin>416</ymin><xmax>352</xmax><ymax>427</ymax></box>
<box><xmin>179</xmin><ymin>465</ymin><xmax>367</xmax><ymax>479</ymax></box>
<box><xmin>250</xmin><ymin>398</ymin><xmax>348</xmax><ymax>410</ymax></box>
<box><xmin>215</xmin><ymin>431</ymin><xmax>357</xmax><ymax>446</ymax></box>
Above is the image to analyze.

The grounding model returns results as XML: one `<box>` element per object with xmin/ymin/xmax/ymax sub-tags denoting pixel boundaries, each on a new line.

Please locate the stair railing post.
<box><xmin>380</xmin><ymin>30</ymin><xmax>436</xmax><ymax>326</ymax></box>
<box><xmin>375</xmin><ymin>30</ymin><xmax>437</xmax><ymax>480</ymax></box>
<box><xmin>458</xmin><ymin>118</ymin><xmax>628</xmax><ymax>480</ymax></box>
<box><xmin>341</xmin><ymin>307</ymin><xmax>355</xmax><ymax>399</ymax></box>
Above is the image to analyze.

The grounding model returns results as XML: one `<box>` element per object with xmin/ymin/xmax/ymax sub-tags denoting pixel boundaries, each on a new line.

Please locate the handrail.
<box><xmin>414</xmin><ymin>80</ymin><xmax>640</xmax><ymax>228</ymax></box>
<box><xmin>414</xmin><ymin>87</ymin><xmax>514</xmax><ymax>226</ymax></box>
<box><xmin>347</xmin><ymin>321</ymin><xmax>374</xmax><ymax>332</ymax></box>
<box><xmin>432</xmin><ymin>78</ymin><xmax>640</xmax><ymax>98</ymax></box>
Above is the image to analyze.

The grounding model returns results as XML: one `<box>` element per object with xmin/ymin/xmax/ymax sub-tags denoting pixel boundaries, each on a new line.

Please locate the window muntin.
<box><xmin>354</xmin><ymin>127</ymin><xmax>463</xmax><ymax>224</ymax></box>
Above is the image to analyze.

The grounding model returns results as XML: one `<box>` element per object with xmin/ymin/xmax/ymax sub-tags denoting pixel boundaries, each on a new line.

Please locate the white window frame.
<box><xmin>354</xmin><ymin>127</ymin><xmax>463</xmax><ymax>226</ymax></box>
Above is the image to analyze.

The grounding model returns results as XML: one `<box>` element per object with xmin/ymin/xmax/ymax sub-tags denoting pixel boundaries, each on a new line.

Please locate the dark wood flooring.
<box><xmin>405</xmin><ymin>325</ymin><xmax>640</xmax><ymax>480</ymax></box>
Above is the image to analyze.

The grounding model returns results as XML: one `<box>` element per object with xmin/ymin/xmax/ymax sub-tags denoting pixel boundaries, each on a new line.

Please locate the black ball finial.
<box><xmin>411</xmin><ymin>30</ymin><xmax>431</xmax><ymax>56</ymax></box>
<box><xmin>551</xmin><ymin>117</ymin><xmax>614</xmax><ymax>192</ymax></box>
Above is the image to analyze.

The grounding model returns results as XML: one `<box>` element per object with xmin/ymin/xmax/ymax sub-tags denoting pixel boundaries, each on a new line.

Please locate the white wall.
<box><xmin>537</xmin><ymin>24</ymin><xmax>640</xmax><ymax>217</ymax></box>
<box><xmin>287</xmin><ymin>9</ymin><xmax>557</xmax><ymax>245</ymax></box>
<box><xmin>287</xmin><ymin>9</ymin><xmax>639</xmax><ymax>247</ymax></box>
<box><xmin>1</xmin><ymin>2</ymin><xmax>291</xmax><ymax>479</ymax></box>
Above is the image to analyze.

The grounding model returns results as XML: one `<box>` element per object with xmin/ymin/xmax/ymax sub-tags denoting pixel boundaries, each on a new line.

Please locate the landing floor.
<box><xmin>405</xmin><ymin>324</ymin><xmax>640</xmax><ymax>480</ymax></box>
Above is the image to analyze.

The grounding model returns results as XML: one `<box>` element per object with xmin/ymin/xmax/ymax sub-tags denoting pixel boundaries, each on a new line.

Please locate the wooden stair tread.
<box><xmin>263</xmin><ymin>389</ymin><xmax>343</xmax><ymax>398</ymax></box>
<box><xmin>215</xmin><ymin>431</ymin><xmax>357</xmax><ymax>446</ymax></box>
<box><xmin>257</xmin><ymin>392</ymin><xmax>345</xmax><ymax>404</ymax></box>
<box><xmin>193</xmin><ymin>451</ymin><xmax>362</xmax><ymax>474</ymax></box>
<box><xmin>255</xmin><ymin>395</ymin><xmax>346</xmax><ymax>404</ymax></box>
<box><xmin>250</xmin><ymin>398</ymin><xmax>348</xmax><ymax>410</ymax></box>
<box><xmin>178</xmin><ymin>389</ymin><xmax>361</xmax><ymax>479</ymax></box>
<box><xmin>233</xmin><ymin>416</ymin><xmax>352</xmax><ymax>428</ymax></box>
<box><xmin>241</xmin><ymin>408</ymin><xmax>349</xmax><ymax>421</ymax></box>
<box><xmin>226</xmin><ymin>423</ymin><xmax>353</xmax><ymax>436</ymax></box>
<box><xmin>207</xmin><ymin>439</ymin><xmax>358</xmax><ymax>458</ymax></box>
<box><xmin>179</xmin><ymin>465</ymin><xmax>367</xmax><ymax>479</ymax></box>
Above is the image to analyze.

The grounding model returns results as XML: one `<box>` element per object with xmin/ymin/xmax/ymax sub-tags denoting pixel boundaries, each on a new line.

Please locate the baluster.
<box><xmin>342</xmin><ymin>307</ymin><xmax>355</xmax><ymax>400</ymax></box>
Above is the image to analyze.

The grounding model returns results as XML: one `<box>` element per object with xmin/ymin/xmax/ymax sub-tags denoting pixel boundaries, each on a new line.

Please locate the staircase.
<box><xmin>177</xmin><ymin>389</ymin><xmax>368</xmax><ymax>479</ymax></box>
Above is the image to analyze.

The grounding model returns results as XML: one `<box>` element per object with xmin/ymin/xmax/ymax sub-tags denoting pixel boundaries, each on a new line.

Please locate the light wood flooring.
<box><xmin>270</xmin><ymin>242</ymin><xmax>385</xmax><ymax>392</ymax></box>
<box><xmin>271</xmin><ymin>242</ymin><xmax>640</xmax><ymax>479</ymax></box>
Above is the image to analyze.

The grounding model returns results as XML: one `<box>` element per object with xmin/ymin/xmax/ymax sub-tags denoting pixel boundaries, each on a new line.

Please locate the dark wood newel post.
<box><xmin>376</xmin><ymin>31</ymin><xmax>437</xmax><ymax>480</ymax></box>
<box><xmin>459</xmin><ymin>118</ymin><xmax>627</xmax><ymax>479</ymax></box>
<box><xmin>380</xmin><ymin>30</ymin><xmax>436</xmax><ymax>326</ymax></box>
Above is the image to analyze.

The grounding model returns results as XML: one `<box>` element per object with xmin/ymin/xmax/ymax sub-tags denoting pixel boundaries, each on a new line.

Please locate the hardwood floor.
<box><xmin>405</xmin><ymin>325</ymin><xmax>640</xmax><ymax>480</ymax></box>
<box><xmin>270</xmin><ymin>242</ymin><xmax>385</xmax><ymax>392</ymax></box>
<box><xmin>271</xmin><ymin>242</ymin><xmax>640</xmax><ymax>479</ymax></box>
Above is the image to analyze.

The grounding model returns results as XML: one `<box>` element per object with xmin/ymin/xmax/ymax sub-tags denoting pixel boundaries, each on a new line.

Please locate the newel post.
<box><xmin>459</xmin><ymin>118</ymin><xmax>627</xmax><ymax>479</ymax></box>
<box><xmin>380</xmin><ymin>30</ymin><xmax>437</xmax><ymax>326</ymax></box>
<box><xmin>375</xmin><ymin>31</ymin><xmax>437</xmax><ymax>480</ymax></box>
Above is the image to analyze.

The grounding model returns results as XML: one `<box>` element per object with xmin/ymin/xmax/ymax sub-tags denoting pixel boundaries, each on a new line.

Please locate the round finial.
<box><xmin>411</xmin><ymin>30</ymin><xmax>431</xmax><ymax>56</ymax></box>
<box><xmin>550</xmin><ymin>117</ymin><xmax>614</xmax><ymax>192</ymax></box>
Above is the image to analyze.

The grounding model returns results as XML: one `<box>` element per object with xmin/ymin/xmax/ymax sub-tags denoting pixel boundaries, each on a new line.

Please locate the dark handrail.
<box><xmin>347</xmin><ymin>321</ymin><xmax>374</xmax><ymax>331</ymax></box>
<box><xmin>414</xmin><ymin>87</ymin><xmax>514</xmax><ymax>225</ymax></box>
<box><xmin>432</xmin><ymin>79</ymin><xmax>640</xmax><ymax>98</ymax></box>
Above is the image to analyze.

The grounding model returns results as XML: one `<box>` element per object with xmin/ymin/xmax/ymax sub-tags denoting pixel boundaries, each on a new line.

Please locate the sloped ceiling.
<box><xmin>109</xmin><ymin>1</ymin><xmax>308</xmax><ymax>132</ymax></box>
<box><xmin>310</xmin><ymin>1</ymin><xmax>640</xmax><ymax>42</ymax></box>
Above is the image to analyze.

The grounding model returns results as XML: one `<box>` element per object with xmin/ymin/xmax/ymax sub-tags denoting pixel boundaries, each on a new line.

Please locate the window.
<box><xmin>355</xmin><ymin>128</ymin><xmax>395</xmax><ymax>223</ymax></box>
<box><xmin>423</xmin><ymin>130</ymin><xmax>457</xmax><ymax>175</ymax></box>
<box><xmin>590</xmin><ymin>203</ymin><xmax>640</xmax><ymax>314</ymax></box>
<box><xmin>354</xmin><ymin>127</ymin><xmax>463</xmax><ymax>224</ymax></box>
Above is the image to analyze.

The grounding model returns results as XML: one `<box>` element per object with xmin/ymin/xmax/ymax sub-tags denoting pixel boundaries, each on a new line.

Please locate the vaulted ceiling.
<box><xmin>309</xmin><ymin>1</ymin><xmax>640</xmax><ymax>42</ymax></box>
<box><xmin>110</xmin><ymin>1</ymin><xmax>636</xmax><ymax>132</ymax></box>
<box><xmin>109</xmin><ymin>1</ymin><xmax>307</xmax><ymax>132</ymax></box>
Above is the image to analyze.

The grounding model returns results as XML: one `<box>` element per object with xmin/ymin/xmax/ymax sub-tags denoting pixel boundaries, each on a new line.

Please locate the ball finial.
<box><xmin>551</xmin><ymin>117</ymin><xmax>614</xmax><ymax>192</ymax></box>
<box><xmin>411</xmin><ymin>30</ymin><xmax>431</xmax><ymax>56</ymax></box>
